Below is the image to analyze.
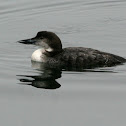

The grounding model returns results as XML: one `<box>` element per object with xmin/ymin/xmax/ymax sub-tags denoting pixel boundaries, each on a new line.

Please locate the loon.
<box><xmin>19</xmin><ymin>31</ymin><xmax>126</xmax><ymax>69</ymax></box>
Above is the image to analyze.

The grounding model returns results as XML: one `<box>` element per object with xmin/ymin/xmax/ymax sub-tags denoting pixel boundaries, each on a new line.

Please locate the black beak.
<box><xmin>18</xmin><ymin>38</ymin><xmax>37</xmax><ymax>44</ymax></box>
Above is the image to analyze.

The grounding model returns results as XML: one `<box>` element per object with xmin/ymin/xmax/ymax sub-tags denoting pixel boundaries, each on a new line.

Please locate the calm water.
<box><xmin>0</xmin><ymin>0</ymin><xmax>126</xmax><ymax>125</ymax></box>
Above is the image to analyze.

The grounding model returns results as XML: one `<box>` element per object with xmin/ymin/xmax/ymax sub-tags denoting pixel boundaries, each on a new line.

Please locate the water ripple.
<box><xmin>0</xmin><ymin>0</ymin><xmax>126</xmax><ymax>17</ymax></box>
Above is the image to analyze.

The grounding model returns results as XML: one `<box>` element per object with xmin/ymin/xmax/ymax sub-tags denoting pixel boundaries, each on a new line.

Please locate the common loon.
<box><xmin>19</xmin><ymin>31</ymin><xmax>126</xmax><ymax>69</ymax></box>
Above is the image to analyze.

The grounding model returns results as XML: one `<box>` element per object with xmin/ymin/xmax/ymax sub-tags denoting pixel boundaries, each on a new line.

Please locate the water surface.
<box><xmin>0</xmin><ymin>0</ymin><xmax>126</xmax><ymax>126</ymax></box>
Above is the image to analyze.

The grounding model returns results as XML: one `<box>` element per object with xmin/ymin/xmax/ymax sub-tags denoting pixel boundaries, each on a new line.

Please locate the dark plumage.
<box><xmin>45</xmin><ymin>47</ymin><xmax>125</xmax><ymax>69</ymax></box>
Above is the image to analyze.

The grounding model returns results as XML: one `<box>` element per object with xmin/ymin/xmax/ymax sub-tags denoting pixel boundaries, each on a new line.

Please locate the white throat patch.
<box><xmin>31</xmin><ymin>48</ymin><xmax>47</xmax><ymax>62</ymax></box>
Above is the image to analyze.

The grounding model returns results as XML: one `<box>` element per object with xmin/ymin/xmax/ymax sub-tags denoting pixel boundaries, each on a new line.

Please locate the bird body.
<box><xmin>19</xmin><ymin>31</ymin><xmax>126</xmax><ymax>69</ymax></box>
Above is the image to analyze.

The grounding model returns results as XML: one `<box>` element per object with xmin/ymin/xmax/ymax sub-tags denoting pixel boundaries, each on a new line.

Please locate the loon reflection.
<box><xmin>17</xmin><ymin>61</ymin><xmax>61</xmax><ymax>89</ymax></box>
<box><xmin>17</xmin><ymin>61</ymin><xmax>116</xmax><ymax>90</ymax></box>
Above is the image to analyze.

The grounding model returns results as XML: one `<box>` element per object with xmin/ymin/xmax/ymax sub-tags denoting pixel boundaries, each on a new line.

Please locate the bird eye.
<box><xmin>40</xmin><ymin>36</ymin><xmax>44</xmax><ymax>39</ymax></box>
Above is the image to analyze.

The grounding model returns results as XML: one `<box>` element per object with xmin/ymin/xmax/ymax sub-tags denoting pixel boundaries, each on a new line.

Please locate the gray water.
<box><xmin>0</xmin><ymin>0</ymin><xmax>126</xmax><ymax>125</ymax></box>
